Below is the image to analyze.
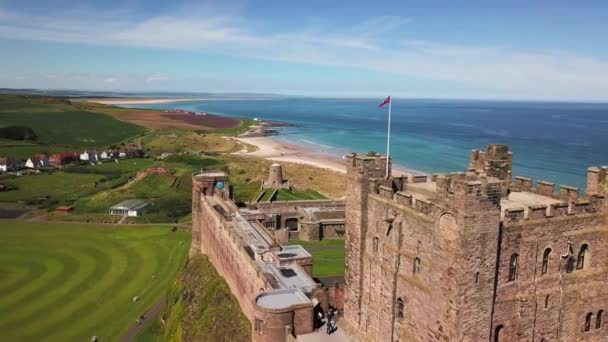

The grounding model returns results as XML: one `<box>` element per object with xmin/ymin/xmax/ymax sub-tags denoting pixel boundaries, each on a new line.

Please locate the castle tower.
<box><xmin>343</xmin><ymin>152</ymin><xmax>389</xmax><ymax>332</ymax></box>
<box><xmin>434</xmin><ymin>173</ymin><xmax>502</xmax><ymax>341</ymax></box>
<box><xmin>469</xmin><ymin>143</ymin><xmax>513</xmax><ymax>195</ymax></box>
<box><xmin>263</xmin><ymin>163</ymin><xmax>289</xmax><ymax>189</ymax></box>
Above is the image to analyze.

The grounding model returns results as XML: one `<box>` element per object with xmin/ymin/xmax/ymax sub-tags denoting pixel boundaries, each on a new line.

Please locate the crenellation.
<box><xmin>411</xmin><ymin>175</ymin><xmax>428</xmax><ymax>183</ymax></box>
<box><xmin>536</xmin><ymin>180</ymin><xmax>555</xmax><ymax>197</ymax></box>
<box><xmin>559</xmin><ymin>185</ymin><xmax>580</xmax><ymax>201</ymax></box>
<box><xmin>570</xmin><ymin>199</ymin><xmax>592</xmax><ymax>214</ymax></box>
<box><xmin>377</xmin><ymin>185</ymin><xmax>394</xmax><ymax>199</ymax></box>
<box><xmin>394</xmin><ymin>191</ymin><xmax>413</xmax><ymax>207</ymax></box>
<box><xmin>513</xmin><ymin>176</ymin><xmax>533</xmax><ymax>191</ymax></box>
<box><xmin>413</xmin><ymin>198</ymin><xmax>434</xmax><ymax>215</ymax></box>
<box><xmin>549</xmin><ymin>202</ymin><xmax>569</xmax><ymax>217</ymax></box>
<box><xmin>504</xmin><ymin>207</ymin><xmax>525</xmax><ymax>222</ymax></box>
<box><xmin>527</xmin><ymin>204</ymin><xmax>548</xmax><ymax>220</ymax></box>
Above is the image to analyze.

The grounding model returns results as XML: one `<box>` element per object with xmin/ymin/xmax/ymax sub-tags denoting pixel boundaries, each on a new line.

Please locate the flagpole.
<box><xmin>385</xmin><ymin>98</ymin><xmax>391</xmax><ymax>179</ymax></box>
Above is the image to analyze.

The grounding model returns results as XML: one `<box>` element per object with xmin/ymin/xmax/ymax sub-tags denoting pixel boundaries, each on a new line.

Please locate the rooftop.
<box><xmin>109</xmin><ymin>199</ymin><xmax>148</xmax><ymax>210</ymax></box>
<box><xmin>256</xmin><ymin>288</ymin><xmax>310</xmax><ymax>310</ymax></box>
<box><xmin>500</xmin><ymin>191</ymin><xmax>563</xmax><ymax>220</ymax></box>
<box><xmin>257</xmin><ymin>261</ymin><xmax>317</xmax><ymax>292</ymax></box>
<box><xmin>274</xmin><ymin>245</ymin><xmax>312</xmax><ymax>260</ymax></box>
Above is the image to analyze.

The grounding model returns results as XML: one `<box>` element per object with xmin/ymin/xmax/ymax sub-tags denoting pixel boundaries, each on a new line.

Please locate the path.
<box><xmin>119</xmin><ymin>296</ymin><xmax>166</xmax><ymax>342</ymax></box>
<box><xmin>297</xmin><ymin>328</ymin><xmax>352</xmax><ymax>342</ymax></box>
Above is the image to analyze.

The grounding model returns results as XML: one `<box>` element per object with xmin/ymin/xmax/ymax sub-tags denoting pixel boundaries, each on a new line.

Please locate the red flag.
<box><xmin>378</xmin><ymin>96</ymin><xmax>391</xmax><ymax>107</ymax></box>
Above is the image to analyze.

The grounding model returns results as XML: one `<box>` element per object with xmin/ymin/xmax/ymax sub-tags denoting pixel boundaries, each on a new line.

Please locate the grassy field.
<box><xmin>0</xmin><ymin>220</ymin><xmax>190</xmax><ymax>342</ymax></box>
<box><xmin>0</xmin><ymin>95</ymin><xmax>145</xmax><ymax>158</ymax></box>
<box><xmin>292</xmin><ymin>239</ymin><xmax>345</xmax><ymax>277</ymax></box>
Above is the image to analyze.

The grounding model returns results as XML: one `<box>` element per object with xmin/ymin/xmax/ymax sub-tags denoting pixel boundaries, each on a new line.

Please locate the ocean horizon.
<box><xmin>124</xmin><ymin>97</ymin><xmax>608</xmax><ymax>189</ymax></box>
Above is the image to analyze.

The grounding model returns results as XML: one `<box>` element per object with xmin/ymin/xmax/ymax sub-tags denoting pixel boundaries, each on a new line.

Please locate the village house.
<box><xmin>49</xmin><ymin>152</ymin><xmax>79</xmax><ymax>166</ymax></box>
<box><xmin>25</xmin><ymin>158</ymin><xmax>35</xmax><ymax>169</ymax></box>
<box><xmin>0</xmin><ymin>157</ymin><xmax>22</xmax><ymax>172</ymax></box>
<box><xmin>79</xmin><ymin>151</ymin><xmax>90</xmax><ymax>161</ymax></box>
<box><xmin>34</xmin><ymin>154</ymin><xmax>49</xmax><ymax>168</ymax></box>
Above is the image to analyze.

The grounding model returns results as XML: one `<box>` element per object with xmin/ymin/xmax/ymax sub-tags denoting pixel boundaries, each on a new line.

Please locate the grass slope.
<box><xmin>0</xmin><ymin>95</ymin><xmax>145</xmax><ymax>158</ymax></box>
<box><xmin>0</xmin><ymin>220</ymin><xmax>190</xmax><ymax>342</ymax></box>
<box><xmin>292</xmin><ymin>239</ymin><xmax>345</xmax><ymax>277</ymax></box>
<box><xmin>162</xmin><ymin>255</ymin><xmax>251</xmax><ymax>342</ymax></box>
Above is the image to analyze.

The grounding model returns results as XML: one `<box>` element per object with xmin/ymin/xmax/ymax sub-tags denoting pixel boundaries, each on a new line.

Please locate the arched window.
<box><xmin>413</xmin><ymin>257</ymin><xmax>421</xmax><ymax>274</ymax></box>
<box><xmin>542</xmin><ymin>248</ymin><xmax>551</xmax><ymax>274</ymax></box>
<box><xmin>396</xmin><ymin>297</ymin><xmax>404</xmax><ymax>319</ymax></box>
<box><xmin>508</xmin><ymin>254</ymin><xmax>518</xmax><ymax>282</ymax></box>
<box><xmin>585</xmin><ymin>312</ymin><xmax>593</xmax><ymax>332</ymax></box>
<box><xmin>577</xmin><ymin>244</ymin><xmax>588</xmax><ymax>270</ymax></box>
<box><xmin>494</xmin><ymin>325</ymin><xmax>503</xmax><ymax>342</ymax></box>
<box><xmin>597</xmin><ymin>310</ymin><xmax>604</xmax><ymax>329</ymax></box>
<box><xmin>372</xmin><ymin>237</ymin><xmax>379</xmax><ymax>253</ymax></box>
<box><xmin>544</xmin><ymin>295</ymin><xmax>550</xmax><ymax>309</ymax></box>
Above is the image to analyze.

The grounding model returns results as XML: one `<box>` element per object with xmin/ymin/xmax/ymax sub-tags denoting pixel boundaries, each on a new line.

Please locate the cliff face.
<box><xmin>163</xmin><ymin>255</ymin><xmax>251</xmax><ymax>342</ymax></box>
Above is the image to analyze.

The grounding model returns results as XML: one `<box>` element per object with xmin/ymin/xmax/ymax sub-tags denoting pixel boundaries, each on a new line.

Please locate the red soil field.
<box><xmin>161</xmin><ymin>113</ymin><xmax>240</xmax><ymax>129</ymax></box>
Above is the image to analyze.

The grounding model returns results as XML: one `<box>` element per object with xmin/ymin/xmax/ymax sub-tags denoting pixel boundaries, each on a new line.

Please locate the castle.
<box><xmin>191</xmin><ymin>144</ymin><xmax>608</xmax><ymax>341</ymax></box>
<box><xmin>190</xmin><ymin>171</ymin><xmax>344</xmax><ymax>342</ymax></box>
<box><xmin>342</xmin><ymin>144</ymin><xmax>608</xmax><ymax>341</ymax></box>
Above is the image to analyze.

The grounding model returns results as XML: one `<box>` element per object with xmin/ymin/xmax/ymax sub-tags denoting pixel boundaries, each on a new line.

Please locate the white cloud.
<box><xmin>1</xmin><ymin>6</ymin><xmax>608</xmax><ymax>100</ymax></box>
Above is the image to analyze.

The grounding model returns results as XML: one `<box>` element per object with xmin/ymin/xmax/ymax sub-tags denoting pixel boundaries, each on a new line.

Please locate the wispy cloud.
<box><xmin>1</xmin><ymin>6</ymin><xmax>608</xmax><ymax>100</ymax></box>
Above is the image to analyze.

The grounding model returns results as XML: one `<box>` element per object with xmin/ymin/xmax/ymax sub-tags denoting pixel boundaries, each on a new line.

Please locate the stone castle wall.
<box><xmin>343</xmin><ymin>147</ymin><xmax>608</xmax><ymax>342</ymax></box>
<box><xmin>192</xmin><ymin>176</ymin><xmax>270</xmax><ymax>320</ymax></box>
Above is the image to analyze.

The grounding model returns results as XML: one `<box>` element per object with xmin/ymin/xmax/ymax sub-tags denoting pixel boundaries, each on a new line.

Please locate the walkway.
<box><xmin>297</xmin><ymin>329</ymin><xmax>352</xmax><ymax>342</ymax></box>
<box><xmin>119</xmin><ymin>296</ymin><xmax>166</xmax><ymax>342</ymax></box>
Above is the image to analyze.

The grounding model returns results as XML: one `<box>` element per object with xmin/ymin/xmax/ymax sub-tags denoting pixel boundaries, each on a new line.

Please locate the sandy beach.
<box><xmin>232</xmin><ymin>135</ymin><xmax>420</xmax><ymax>177</ymax></box>
<box><xmin>90</xmin><ymin>97</ymin><xmax>274</xmax><ymax>105</ymax></box>
<box><xmin>90</xmin><ymin>98</ymin><xmax>207</xmax><ymax>105</ymax></box>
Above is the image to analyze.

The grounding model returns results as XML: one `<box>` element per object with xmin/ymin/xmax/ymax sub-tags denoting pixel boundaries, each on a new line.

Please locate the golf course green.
<box><xmin>0</xmin><ymin>220</ymin><xmax>190</xmax><ymax>341</ymax></box>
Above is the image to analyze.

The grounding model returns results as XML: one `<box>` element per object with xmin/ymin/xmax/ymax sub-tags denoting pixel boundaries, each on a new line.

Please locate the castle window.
<box><xmin>373</xmin><ymin>237</ymin><xmax>379</xmax><ymax>253</ymax></box>
<box><xmin>542</xmin><ymin>248</ymin><xmax>551</xmax><ymax>275</ymax></box>
<box><xmin>255</xmin><ymin>318</ymin><xmax>264</xmax><ymax>333</ymax></box>
<box><xmin>475</xmin><ymin>272</ymin><xmax>480</xmax><ymax>285</ymax></box>
<box><xmin>508</xmin><ymin>254</ymin><xmax>518</xmax><ymax>282</ymax></box>
<box><xmin>413</xmin><ymin>257</ymin><xmax>421</xmax><ymax>274</ymax></box>
<box><xmin>576</xmin><ymin>244</ymin><xmax>588</xmax><ymax>270</ymax></box>
<box><xmin>544</xmin><ymin>295</ymin><xmax>550</xmax><ymax>309</ymax></box>
<box><xmin>597</xmin><ymin>310</ymin><xmax>604</xmax><ymax>329</ymax></box>
<box><xmin>494</xmin><ymin>325</ymin><xmax>503</xmax><ymax>342</ymax></box>
<box><xmin>396</xmin><ymin>297</ymin><xmax>404</xmax><ymax>319</ymax></box>
<box><xmin>585</xmin><ymin>313</ymin><xmax>593</xmax><ymax>332</ymax></box>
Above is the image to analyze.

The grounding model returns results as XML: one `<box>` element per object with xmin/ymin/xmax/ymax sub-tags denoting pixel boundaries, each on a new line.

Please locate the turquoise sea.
<box><xmin>126</xmin><ymin>98</ymin><xmax>608</xmax><ymax>189</ymax></box>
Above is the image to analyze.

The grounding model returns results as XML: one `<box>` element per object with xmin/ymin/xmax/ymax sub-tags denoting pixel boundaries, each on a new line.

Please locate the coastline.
<box><xmin>89</xmin><ymin>97</ymin><xmax>274</xmax><ymax>105</ymax></box>
<box><xmin>232</xmin><ymin>131</ymin><xmax>421</xmax><ymax>177</ymax></box>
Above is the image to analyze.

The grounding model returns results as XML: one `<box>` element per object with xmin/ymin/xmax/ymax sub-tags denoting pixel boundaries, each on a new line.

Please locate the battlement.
<box><xmin>346</xmin><ymin>152</ymin><xmax>390</xmax><ymax>179</ymax></box>
<box><xmin>502</xmin><ymin>194</ymin><xmax>605</xmax><ymax>223</ymax></box>
<box><xmin>435</xmin><ymin>172</ymin><xmax>504</xmax><ymax>206</ymax></box>
<box><xmin>586</xmin><ymin>166</ymin><xmax>608</xmax><ymax>195</ymax></box>
<box><xmin>509</xmin><ymin>176</ymin><xmax>594</xmax><ymax>202</ymax></box>
<box><xmin>468</xmin><ymin>144</ymin><xmax>513</xmax><ymax>182</ymax></box>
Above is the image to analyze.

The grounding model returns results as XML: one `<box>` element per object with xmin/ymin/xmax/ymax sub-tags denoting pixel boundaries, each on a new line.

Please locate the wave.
<box><xmin>299</xmin><ymin>139</ymin><xmax>336</xmax><ymax>149</ymax></box>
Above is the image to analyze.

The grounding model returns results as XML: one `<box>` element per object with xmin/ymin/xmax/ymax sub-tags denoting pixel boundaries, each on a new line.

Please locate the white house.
<box><xmin>100</xmin><ymin>151</ymin><xmax>109</xmax><ymax>159</ymax></box>
<box><xmin>25</xmin><ymin>158</ymin><xmax>35</xmax><ymax>169</ymax></box>
<box><xmin>80</xmin><ymin>151</ymin><xmax>89</xmax><ymax>161</ymax></box>
<box><xmin>118</xmin><ymin>152</ymin><xmax>127</xmax><ymax>158</ymax></box>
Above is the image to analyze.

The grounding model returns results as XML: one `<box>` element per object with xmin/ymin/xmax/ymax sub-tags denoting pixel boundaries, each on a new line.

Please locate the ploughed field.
<box><xmin>0</xmin><ymin>220</ymin><xmax>190</xmax><ymax>342</ymax></box>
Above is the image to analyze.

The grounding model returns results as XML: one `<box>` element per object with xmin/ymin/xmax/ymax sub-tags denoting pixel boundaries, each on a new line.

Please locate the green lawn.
<box><xmin>0</xmin><ymin>220</ymin><xmax>190</xmax><ymax>342</ymax></box>
<box><xmin>0</xmin><ymin>172</ymin><xmax>108</xmax><ymax>205</ymax></box>
<box><xmin>292</xmin><ymin>239</ymin><xmax>345</xmax><ymax>276</ymax></box>
<box><xmin>0</xmin><ymin>95</ymin><xmax>145</xmax><ymax>158</ymax></box>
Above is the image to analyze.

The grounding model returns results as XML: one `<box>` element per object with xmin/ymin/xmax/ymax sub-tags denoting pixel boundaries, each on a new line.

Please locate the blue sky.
<box><xmin>1</xmin><ymin>0</ymin><xmax>608</xmax><ymax>100</ymax></box>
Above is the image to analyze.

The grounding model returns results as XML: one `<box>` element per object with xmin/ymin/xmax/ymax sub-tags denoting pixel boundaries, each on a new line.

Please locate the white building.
<box><xmin>100</xmin><ymin>151</ymin><xmax>109</xmax><ymax>159</ymax></box>
<box><xmin>25</xmin><ymin>158</ymin><xmax>35</xmax><ymax>168</ymax></box>
<box><xmin>108</xmin><ymin>199</ymin><xmax>149</xmax><ymax>217</ymax></box>
<box><xmin>80</xmin><ymin>151</ymin><xmax>89</xmax><ymax>161</ymax></box>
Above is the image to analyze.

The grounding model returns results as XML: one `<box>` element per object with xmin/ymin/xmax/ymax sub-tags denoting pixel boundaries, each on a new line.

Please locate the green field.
<box><xmin>292</xmin><ymin>239</ymin><xmax>345</xmax><ymax>276</ymax></box>
<box><xmin>0</xmin><ymin>220</ymin><xmax>190</xmax><ymax>342</ymax></box>
<box><xmin>0</xmin><ymin>95</ymin><xmax>145</xmax><ymax>158</ymax></box>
